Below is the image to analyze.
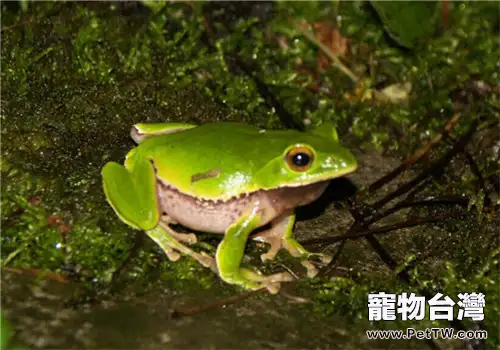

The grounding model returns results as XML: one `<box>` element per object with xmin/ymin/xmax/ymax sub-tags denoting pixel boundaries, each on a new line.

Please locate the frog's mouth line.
<box><xmin>157</xmin><ymin>165</ymin><xmax>356</xmax><ymax>204</ymax></box>
<box><xmin>276</xmin><ymin>165</ymin><xmax>358</xmax><ymax>189</ymax></box>
<box><xmin>151</xmin><ymin>152</ymin><xmax>357</xmax><ymax>202</ymax></box>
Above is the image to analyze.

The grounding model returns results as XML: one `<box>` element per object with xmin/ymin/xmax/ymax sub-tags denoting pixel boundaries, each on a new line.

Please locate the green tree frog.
<box><xmin>102</xmin><ymin>122</ymin><xmax>357</xmax><ymax>293</ymax></box>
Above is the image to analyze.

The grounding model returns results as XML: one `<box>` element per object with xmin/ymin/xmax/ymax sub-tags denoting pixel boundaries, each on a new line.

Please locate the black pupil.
<box><xmin>292</xmin><ymin>153</ymin><xmax>310</xmax><ymax>167</ymax></box>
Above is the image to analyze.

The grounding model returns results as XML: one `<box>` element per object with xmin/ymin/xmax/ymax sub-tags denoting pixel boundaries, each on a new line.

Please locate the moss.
<box><xmin>1</xmin><ymin>1</ymin><xmax>499</xmax><ymax>345</ymax></box>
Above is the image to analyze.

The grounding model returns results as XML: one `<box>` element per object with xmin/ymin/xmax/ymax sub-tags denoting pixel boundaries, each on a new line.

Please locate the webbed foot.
<box><xmin>252</xmin><ymin>211</ymin><xmax>332</xmax><ymax>278</ymax></box>
<box><xmin>147</xmin><ymin>224</ymin><xmax>217</xmax><ymax>272</ymax></box>
<box><xmin>240</xmin><ymin>268</ymin><xmax>293</xmax><ymax>294</ymax></box>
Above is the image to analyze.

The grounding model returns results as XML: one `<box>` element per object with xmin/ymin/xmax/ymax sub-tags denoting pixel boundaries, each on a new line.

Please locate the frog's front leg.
<box><xmin>253</xmin><ymin>210</ymin><xmax>332</xmax><ymax>278</ymax></box>
<box><xmin>216</xmin><ymin>209</ymin><xmax>293</xmax><ymax>294</ymax></box>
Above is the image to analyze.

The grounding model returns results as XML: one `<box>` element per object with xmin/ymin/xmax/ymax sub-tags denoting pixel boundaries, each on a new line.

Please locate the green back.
<box><xmin>127</xmin><ymin>122</ymin><xmax>356</xmax><ymax>200</ymax></box>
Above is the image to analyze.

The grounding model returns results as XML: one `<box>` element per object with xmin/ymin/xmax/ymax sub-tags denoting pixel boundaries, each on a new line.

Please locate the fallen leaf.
<box><xmin>313</xmin><ymin>22</ymin><xmax>349</xmax><ymax>72</ymax></box>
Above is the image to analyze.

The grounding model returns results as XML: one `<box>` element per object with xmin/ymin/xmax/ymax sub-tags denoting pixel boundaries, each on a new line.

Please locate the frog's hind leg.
<box><xmin>252</xmin><ymin>210</ymin><xmax>332</xmax><ymax>278</ymax></box>
<box><xmin>131</xmin><ymin>123</ymin><xmax>196</xmax><ymax>143</ymax></box>
<box><xmin>147</xmin><ymin>224</ymin><xmax>217</xmax><ymax>273</ymax></box>
<box><xmin>103</xmin><ymin>157</ymin><xmax>215</xmax><ymax>271</ymax></box>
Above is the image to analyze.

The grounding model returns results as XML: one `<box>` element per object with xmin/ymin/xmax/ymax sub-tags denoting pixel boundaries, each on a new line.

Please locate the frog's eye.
<box><xmin>285</xmin><ymin>146</ymin><xmax>315</xmax><ymax>172</ymax></box>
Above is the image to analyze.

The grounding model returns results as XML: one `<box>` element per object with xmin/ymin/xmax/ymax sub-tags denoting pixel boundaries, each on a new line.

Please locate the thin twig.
<box><xmin>303</xmin><ymin>215</ymin><xmax>447</xmax><ymax>247</ymax></box>
<box><xmin>291</xmin><ymin>18</ymin><xmax>359</xmax><ymax>84</ymax></box>
<box><xmin>1</xmin><ymin>17</ymin><xmax>38</xmax><ymax>32</ymax></box>
<box><xmin>463</xmin><ymin>150</ymin><xmax>488</xmax><ymax>193</ymax></box>
<box><xmin>371</xmin><ymin>118</ymin><xmax>479</xmax><ymax>210</ymax></box>
<box><xmin>3</xmin><ymin>266</ymin><xmax>69</xmax><ymax>284</ymax></box>
<box><xmin>400</xmin><ymin>177</ymin><xmax>434</xmax><ymax>203</ymax></box>
<box><xmin>377</xmin><ymin>195</ymin><xmax>470</xmax><ymax>221</ymax></box>
<box><xmin>365</xmin><ymin>113</ymin><xmax>461</xmax><ymax>196</ymax></box>
<box><xmin>317</xmin><ymin>122</ymin><xmax>479</xmax><ymax>338</ymax></box>
<box><xmin>171</xmin><ymin>288</ymin><xmax>264</xmax><ymax>318</ymax></box>
<box><xmin>278</xmin><ymin>263</ymin><xmax>300</xmax><ymax>280</ymax></box>
<box><xmin>311</xmin><ymin>121</ymin><xmax>479</xmax><ymax>256</ymax></box>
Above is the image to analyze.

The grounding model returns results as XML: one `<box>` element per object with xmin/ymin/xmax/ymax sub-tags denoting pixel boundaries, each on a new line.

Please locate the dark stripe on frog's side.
<box><xmin>157</xmin><ymin>179</ymin><xmax>329</xmax><ymax>234</ymax></box>
<box><xmin>190</xmin><ymin>168</ymin><xmax>222</xmax><ymax>183</ymax></box>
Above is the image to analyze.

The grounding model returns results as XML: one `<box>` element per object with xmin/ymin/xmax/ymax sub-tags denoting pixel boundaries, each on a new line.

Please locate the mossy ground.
<box><xmin>1</xmin><ymin>1</ymin><xmax>499</xmax><ymax>348</ymax></box>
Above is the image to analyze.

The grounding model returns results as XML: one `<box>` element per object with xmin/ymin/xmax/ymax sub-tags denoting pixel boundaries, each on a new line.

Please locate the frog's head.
<box><xmin>255</xmin><ymin>123</ymin><xmax>357</xmax><ymax>189</ymax></box>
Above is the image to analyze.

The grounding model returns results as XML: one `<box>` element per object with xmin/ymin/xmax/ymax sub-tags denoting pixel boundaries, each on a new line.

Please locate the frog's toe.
<box><xmin>260</xmin><ymin>248</ymin><xmax>279</xmax><ymax>262</ymax></box>
<box><xmin>301</xmin><ymin>260</ymin><xmax>319</xmax><ymax>278</ymax></box>
<box><xmin>199</xmin><ymin>251</ymin><xmax>217</xmax><ymax>272</ymax></box>
<box><xmin>165</xmin><ymin>248</ymin><xmax>181</xmax><ymax>262</ymax></box>
<box><xmin>253</xmin><ymin>233</ymin><xmax>282</xmax><ymax>262</ymax></box>
<box><xmin>267</xmin><ymin>271</ymin><xmax>294</xmax><ymax>283</ymax></box>
<box><xmin>160</xmin><ymin>215</ymin><xmax>197</xmax><ymax>244</ymax></box>
<box><xmin>164</xmin><ymin>231</ymin><xmax>197</xmax><ymax>244</ymax></box>
<box><xmin>300</xmin><ymin>253</ymin><xmax>332</xmax><ymax>278</ymax></box>
<box><xmin>312</xmin><ymin>252</ymin><xmax>333</xmax><ymax>265</ymax></box>
<box><xmin>261</xmin><ymin>273</ymin><xmax>295</xmax><ymax>294</ymax></box>
<box><xmin>240</xmin><ymin>268</ymin><xmax>292</xmax><ymax>282</ymax></box>
<box><xmin>175</xmin><ymin>232</ymin><xmax>198</xmax><ymax>244</ymax></box>
<box><xmin>239</xmin><ymin>268</ymin><xmax>294</xmax><ymax>294</ymax></box>
<box><xmin>263</xmin><ymin>282</ymin><xmax>281</xmax><ymax>295</ymax></box>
